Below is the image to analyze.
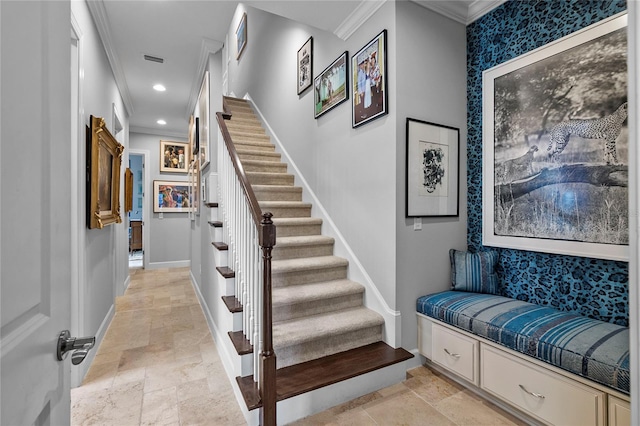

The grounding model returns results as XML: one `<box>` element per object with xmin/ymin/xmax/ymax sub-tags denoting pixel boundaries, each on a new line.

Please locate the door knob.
<box><xmin>57</xmin><ymin>330</ymin><xmax>95</xmax><ymax>365</ymax></box>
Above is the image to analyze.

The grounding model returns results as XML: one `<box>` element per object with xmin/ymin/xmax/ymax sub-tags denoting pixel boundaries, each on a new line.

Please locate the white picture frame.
<box><xmin>482</xmin><ymin>13</ymin><xmax>628</xmax><ymax>261</ymax></box>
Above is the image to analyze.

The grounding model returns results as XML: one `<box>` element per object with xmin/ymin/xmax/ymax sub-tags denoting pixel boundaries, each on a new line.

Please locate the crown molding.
<box><xmin>185</xmin><ymin>38</ymin><xmax>223</xmax><ymax>120</ymax></box>
<box><xmin>413</xmin><ymin>0</ymin><xmax>468</xmax><ymax>24</ymax></box>
<box><xmin>412</xmin><ymin>0</ymin><xmax>506</xmax><ymax>25</ymax></box>
<box><xmin>130</xmin><ymin>125</ymin><xmax>188</xmax><ymax>139</ymax></box>
<box><xmin>334</xmin><ymin>0</ymin><xmax>387</xmax><ymax>41</ymax></box>
<box><xmin>86</xmin><ymin>0</ymin><xmax>134</xmax><ymax>116</ymax></box>
<box><xmin>467</xmin><ymin>0</ymin><xmax>508</xmax><ymax>24</ymax></box>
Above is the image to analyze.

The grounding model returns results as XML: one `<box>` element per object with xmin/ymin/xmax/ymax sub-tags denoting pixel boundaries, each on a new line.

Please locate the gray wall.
<box><xmin>394</xmin><ymin>2</ymin><xmax>467</xmax><ymax>350</ymax></box>
<box><xmin>226</xmin><ymin>3</ymin><xmax>399</xmax><ymax>308</ymax></box>
<box><xmin>73</xmin><ymin>0</ymin><xmax>129</xmax><ymax>333</ymax></box>
<box><xmin>130</xmin><ymin>132</ymin><xmax>191</xmax><ymax>267</ymax></box>
<box><xmin>71</xmin><ymin>0</ymin><xmax>130</xmax><ymax>384</ymax></box>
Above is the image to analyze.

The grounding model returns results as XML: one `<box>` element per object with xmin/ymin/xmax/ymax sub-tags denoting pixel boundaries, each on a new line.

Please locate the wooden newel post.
<box><xmin>259</xmin><ymin>212</ymin><xmax>277</xmax><ymax>426</ymax></box>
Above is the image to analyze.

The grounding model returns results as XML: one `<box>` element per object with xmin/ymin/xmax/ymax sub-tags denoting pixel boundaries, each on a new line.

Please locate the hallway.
<box><xmin>71</xmin><ymin>267</ymin><xmax>245</xmax><ymax>425</ymax></box>
<box><xmin>71</xmin><ymin>267</ymin><xmax>524</xmax><ymax>425</ymax></box>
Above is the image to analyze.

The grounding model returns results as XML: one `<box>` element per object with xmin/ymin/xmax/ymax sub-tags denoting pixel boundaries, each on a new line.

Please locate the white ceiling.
<box><xmin>88</xmin><ymin>0</ymin><xmax>504</xmax><ymax>138</ymax></box>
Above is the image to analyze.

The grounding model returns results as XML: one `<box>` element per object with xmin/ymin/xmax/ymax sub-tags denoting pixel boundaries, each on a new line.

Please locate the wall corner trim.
<box><xmin>185</xmin><ymin>38</ymin><xmax>223</xmax><ymax>120</ymax></box>
<box><xmin>334</xmin><ymin>0</ymin><xmax>387</xmax><ymax>41</ymax></box>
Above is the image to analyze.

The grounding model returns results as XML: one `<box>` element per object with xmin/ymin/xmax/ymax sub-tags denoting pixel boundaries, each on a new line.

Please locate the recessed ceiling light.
<box><xmin>157</xmin><ymin>119</ymin><xmax>167</xmax><ymax>125</ymax></box>
<box><xmin>153</xmin><ymin>84</ymin><xmax>166</xmax><ymax>92</ymax></box>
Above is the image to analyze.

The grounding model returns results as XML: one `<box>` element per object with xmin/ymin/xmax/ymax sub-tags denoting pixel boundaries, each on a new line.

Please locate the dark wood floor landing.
<box><xmin>236</xmin><ymin>341</ymin><xmax>413</xmax><ymax>411</ymax></box>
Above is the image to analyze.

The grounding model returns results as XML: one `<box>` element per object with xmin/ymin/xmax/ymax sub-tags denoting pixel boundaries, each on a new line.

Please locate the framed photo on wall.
<box><xmin>153</xmin><ymin>180</ymin><xmax>194</xmax><ymax>213</ymax></box>
<box><xmin>351</xmin><ymin>29</ymin><xmax>387</xmax><ymax>128</ymax></box>
<box><xmin>198</xmin><ymin>71</ymin><xmax>210</xmax><ymax>170</ymax></box>
<box><xmin>297</xmin><ymin>36</ymin><xmax>313</xmax><ymax>95</ymax></box>
<box><xmin>160</xmin><ymin>140</ymin><xmax>189</xmax><ymax>173</ymax></box>
<box><xmin>406</xmin><ymin>118</ymin><xmax>459</xmax><ymax>217</ymax></box>
<box><xmin>482</xmin><ymin>13</ymin><xmax>628</xmax><ymax>261</ymax></box>
<box><xmin>236</xmin><ymin>12</ymin><xmax>247</xmax><ymax>60</ymax></box>
<box><xmin>314</xmin><ymin>51</ymin><xmax>348</xmax><ymax>118</ymax></box>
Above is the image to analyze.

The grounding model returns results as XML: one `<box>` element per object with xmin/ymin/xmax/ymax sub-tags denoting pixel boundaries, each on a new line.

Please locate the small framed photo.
<box><xmin>406</xmin><ymin>118</ymin><xmax>459</xmax><ymax>217</ymax></box>
<box><xmin>236</xmin><ymin>12</ymin><xmax>247</xmax><ymax>60</ymax></box>
<box><xmin>198</xmin><ymin>72</ymin><xmax>210</xmax><ymax>170</ymax></box>
<box><xmin>160</xmin><ymin>140</ymin><xmax>189</xmax><ymax>173</ymax></box>
<box><xmin>314</xmin><ymin>51</ymin><xmax>348</xmax><ymax>119</ymax></box>
<box><xmin>297</xmin><ymin>36</ymin><xmax>313</xmax><ymax>95</ymax></box>
<box><xmin>352</xmin><ymin>29</ymin><xmax>388</xmax><ymax>128</ymax></box>
<box><xmin>153</xmin><ymin>180</ymin><xmax>194</xmax><ymax>213</ymax></box>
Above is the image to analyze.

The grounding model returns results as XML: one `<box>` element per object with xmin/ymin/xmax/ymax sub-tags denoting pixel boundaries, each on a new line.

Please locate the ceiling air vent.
<box><xmin>143</xmin><ymin>54</ymin><xmax>164</xmax><ymax>64</ymax></box>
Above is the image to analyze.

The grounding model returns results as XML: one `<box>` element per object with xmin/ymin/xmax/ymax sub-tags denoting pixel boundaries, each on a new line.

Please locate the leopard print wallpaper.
<box><xmin>466</xmin><ymin>0</ymin><xmax>629</xmax><ymax>326</ymax></box>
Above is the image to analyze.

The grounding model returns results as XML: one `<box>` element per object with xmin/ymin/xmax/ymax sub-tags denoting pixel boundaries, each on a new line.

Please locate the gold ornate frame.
<box><xmin>88</xmin><ymin>115</ymin><xmax>123</xmax><ymax>229</ymax></box>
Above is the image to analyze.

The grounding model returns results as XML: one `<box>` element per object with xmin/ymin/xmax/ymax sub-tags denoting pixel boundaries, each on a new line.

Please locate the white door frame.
<box><xmin>70</xmin><ymin>10</ymin><xmax>86</xmax><ymax>389</ymax></box>
<box><xmin>129</xmin><ymin>149</ymin><xmax>151</xmax><ymax>270</ymax></box>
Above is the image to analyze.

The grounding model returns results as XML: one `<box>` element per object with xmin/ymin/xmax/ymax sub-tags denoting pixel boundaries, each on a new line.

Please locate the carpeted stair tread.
<box><xmin>247</xmin><ymin>172</ymin><xmax>295</xmax><ymax>186</ymax></box>
<box><xmin>229</xmin><ymin>129</ymin><xmax>271</xmax><ymax>143</ymax></box>
<box><xmin>271</xmin><ymin>217</ymin><xmax>323</xmax><ymax>237</ymax></box>
<box><xmin>272</xmin><ymin>255</ymin><xmax>348</xmax><ymax>274</ymax></box>
<box><xmin>228</xmin><ymin>112</ymin><xmax>257</xmax><ymax>121</ymax></box>
<box><xmin>252</xmin><ymin>185</ymin><xmax>302</xmax><ymax>202</ymax></box>
<box><xmin>272</xmin><ymin>279</ymin><xmax>363</xmax><ymax>307</ymax></box>
<box><xmin>259</xmin><ymin>200</ymin><xmax>311</xmax><ymax>208</ymax></box>
<box><xmin>236</xmin><ymin>149</ymin><xmax>281</xmax><ymax>162</ymax></box>
<box><xmin>275</xmin><ymin>235</ymin><xmax>334</xmax><ymax>247</ymax></box>
<box><xmin>226</xmin><ymin>119</ymin><xmax>265</xmax><ymax>129</ymax></box>
<box><xmin>233</xmin><ymin>140</ymin><xmax>276</xmax><ymax>151</ymax></box>
<box><xmin>259</xmin><ymin>201</ymin><xmax>311</xmax><ymax>218</ymax></box>
<box><xmin>272</xmin><ymin>217</ymin><xmax>323</xmax><ymax>226</ymax></box>
<box><xmin>242</xmin><ymin>159</ymin><xmax>288</xmax><ymax>173</ymax></box>
<box><xmin>272</xmin><ymin>307</ymin><xmax>383</xmax><ymax>349</ymax></box>
<box><xmin>272</xmin><ymin>235</ymin><xmax>335</xmax><ymax>260</ymax></box>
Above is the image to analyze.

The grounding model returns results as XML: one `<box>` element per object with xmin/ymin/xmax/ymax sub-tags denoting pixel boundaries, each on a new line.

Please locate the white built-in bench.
<box><xmin>416</xmin><ymin>250</ymin><xmax>630</xmax><ymax>426</ymax></box>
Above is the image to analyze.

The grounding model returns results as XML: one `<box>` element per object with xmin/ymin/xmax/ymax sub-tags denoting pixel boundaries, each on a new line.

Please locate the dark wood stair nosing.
<box><xmin>222</xmin><ymin>295</ymin><xmax>243</xmax><ymax>313</ymax></box>
<box><xmin>228</xmin><ymin>330</ymin><xmax>253</xmax><ymax>355</ymax></box>
<box><xmin>236</xmin><ymin>341</ymin><xmax>413</xmax><ymax>410</ymax></box>
<box><xmin>208</xmin><ymin>220</ymin><xmax>223</xmax><ymax>228</ymax></box>
<box><xmin>216</xmin><ymin>266</ymin><xmax>235</xmax><ymax>278</ymax></box>
<box><xmin>212</xmin><ymin>241</ymin><xmax>229</xmax><ymax>251</ymax></box>
<box><xmin>205</xmin><ymin>202</ymin><xmax>218</xmax><ymax>208</ymax></box>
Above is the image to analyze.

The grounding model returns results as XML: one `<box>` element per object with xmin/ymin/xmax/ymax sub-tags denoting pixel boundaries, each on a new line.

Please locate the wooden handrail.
<box><xmin>217</xmin><ymin>101</ymin><xmax>277</xmax><ymax>426</ymax></box>
<box><xmin>216</xmin><ymin>111</ymin><xmax>263</xmax><ymax>227</ymax></box>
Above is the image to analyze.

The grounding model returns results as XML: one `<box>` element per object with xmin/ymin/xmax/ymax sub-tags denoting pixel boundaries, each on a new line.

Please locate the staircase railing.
<box><xmin>216</xmin><ymin>98</ymin><xmax>276</xmax><ymax>425</ymax></box>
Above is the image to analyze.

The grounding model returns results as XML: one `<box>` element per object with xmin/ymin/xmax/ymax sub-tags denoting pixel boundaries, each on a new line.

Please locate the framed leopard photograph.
<box><xmin>482</xmin><ymin>12</ymin><xmax>628</xmax><ymax>261</ymax></box>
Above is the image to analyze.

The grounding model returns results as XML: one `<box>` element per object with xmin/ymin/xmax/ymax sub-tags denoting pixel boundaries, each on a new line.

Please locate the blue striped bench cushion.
<box><xmin>417</xmin><ymin>291</ymin><xmax>629</xmax><ymax>394</ymax></box>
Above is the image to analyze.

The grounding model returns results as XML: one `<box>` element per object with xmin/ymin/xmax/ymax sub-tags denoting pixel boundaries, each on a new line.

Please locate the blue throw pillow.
<box><xmin>449</xmin><ymin>249</ymin><xmax>499</xmax><ymax>294</ymax></box>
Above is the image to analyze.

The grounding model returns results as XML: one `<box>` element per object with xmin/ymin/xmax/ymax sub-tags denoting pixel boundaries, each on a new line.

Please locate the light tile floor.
<box><xmin>71</xmin><ymin>267</ymin><xmax>525</xmax><ymax>426</ymax></box>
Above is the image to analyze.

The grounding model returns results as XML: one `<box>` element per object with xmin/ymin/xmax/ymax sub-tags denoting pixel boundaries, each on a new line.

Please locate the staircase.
<box><xmin>212</xmin><ymin>97</ymin><xmax>412</xmax><ymax>423</ymax></box>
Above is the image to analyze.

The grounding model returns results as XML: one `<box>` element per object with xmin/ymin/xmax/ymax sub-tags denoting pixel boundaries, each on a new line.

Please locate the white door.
<box><xmin>1</xmin><ymin>2</ymin><xmax>73</xmax><ymax>424</ymax></box>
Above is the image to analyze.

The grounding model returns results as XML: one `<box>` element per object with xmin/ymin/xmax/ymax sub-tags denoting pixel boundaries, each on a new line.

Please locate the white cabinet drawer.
<box><xmin>481</xmin><ymin>345</ymin><xmax>605</xmax><ymax>426</ymax></box>
<box><xmin>432</xmin><ymin>324</ymin><xmax>478</xmax><ymax>385</ymax></box>
<box><xmin>608</xmin><ymin>396</ymin><xmax>630</xmax><ymax>426</ymax></box>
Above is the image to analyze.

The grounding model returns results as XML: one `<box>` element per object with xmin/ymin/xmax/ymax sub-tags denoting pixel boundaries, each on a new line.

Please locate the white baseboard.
<box><xmin>71</xmin><ymin>303</ymin><xmax>115</xmax><ymax>388</ymax></box>
<box><xmin>147</xmin><ymin>260</ymin><xmax>190</xmax><ymax>269</ymax></box>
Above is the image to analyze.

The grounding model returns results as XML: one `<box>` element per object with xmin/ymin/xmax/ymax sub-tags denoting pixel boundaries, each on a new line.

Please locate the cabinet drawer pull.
<box><xmin>519</xmin><ymin>384</ymin><xmax>545</xmax><ymax>399</ymax></box>
<box><xmin>444</xmin><ymin>348</ymin><xmax>460</xmax><ymax>358</ymax></box>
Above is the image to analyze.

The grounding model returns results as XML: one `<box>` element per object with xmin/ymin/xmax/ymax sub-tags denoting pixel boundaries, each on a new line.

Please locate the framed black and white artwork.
<box><xmin>482</xmin><ymin>13</ymin><xmax>628</xmax><ymax>261</ymax></box>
